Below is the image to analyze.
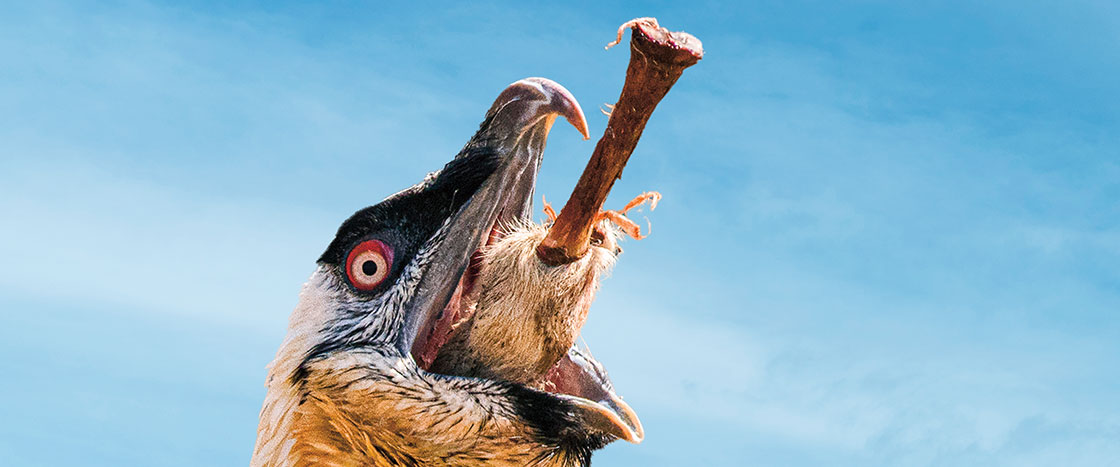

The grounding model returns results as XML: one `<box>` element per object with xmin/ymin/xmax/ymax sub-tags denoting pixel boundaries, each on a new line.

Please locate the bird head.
<box><xmin>254</xmin><ymin>78</ymin><xmax>642</xmax><ymax>466</ymax></box>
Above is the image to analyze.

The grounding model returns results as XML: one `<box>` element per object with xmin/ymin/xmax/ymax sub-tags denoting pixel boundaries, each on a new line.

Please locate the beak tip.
<box><xmin>515</xmin><ymin>77</ymin><xmax>590</xmax><ymax>140</ymax></box>
<box><xmin>563</xmin><ymin>394</ymin><xmax>645</xmax><ymax>445</ymax></box>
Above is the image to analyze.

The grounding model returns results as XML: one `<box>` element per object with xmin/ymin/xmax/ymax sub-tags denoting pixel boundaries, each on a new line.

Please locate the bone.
<box><xmin>428</xmin><ymin>19</ymin><xmax>703</xmax><ymax>389</ymax></box>
<box><xmin>536</xmin><ymin>17</ymin><xmax>703</xmax><ymax>266</ymax></box>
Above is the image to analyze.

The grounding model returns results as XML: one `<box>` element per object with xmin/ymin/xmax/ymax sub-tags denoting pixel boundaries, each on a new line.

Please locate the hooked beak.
<box><xmin>397</xmin><ymin>77</ymin><xmax>587</xmax><ymax>357</ymax></box>
<box><xmin>397</xmin><ymin>78</ymin><xmax>642</xmax><ymax>444</ymax></box>
<box><xmin>548</xmin><ymin>348</ymin><xmax>645</xmax><ymax>443</ymax></box>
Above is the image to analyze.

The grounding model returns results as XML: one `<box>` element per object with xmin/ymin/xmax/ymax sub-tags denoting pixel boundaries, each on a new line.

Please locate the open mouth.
<box><xmin>412</xmin><ymin>214</ymin><xmax>506</xmax><ymax>371</ymax></box>
<box><xmin>401</xmin><ymin>78</ymin><xmax>644</xmax><ymax>444</ymax></box>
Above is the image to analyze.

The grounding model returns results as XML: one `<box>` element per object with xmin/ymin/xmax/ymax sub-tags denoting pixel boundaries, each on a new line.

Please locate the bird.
<box><xmin>252</xmin><ymin>78</ymin><xmax>642</xmax><ymax>467</ymax></box>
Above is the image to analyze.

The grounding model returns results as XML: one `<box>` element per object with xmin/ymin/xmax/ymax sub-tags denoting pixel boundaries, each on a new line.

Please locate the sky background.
<box><xmin>2</xmin><ymin>1</ymin><xmax>1118</xmax><ymax>465</ymax></box>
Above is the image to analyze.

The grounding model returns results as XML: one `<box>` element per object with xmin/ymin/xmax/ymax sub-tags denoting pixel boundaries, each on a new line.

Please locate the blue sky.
<box><xmin>2</xmin><ymin>1</ymin><xmax>1118</xmax><ymax>465</ymax></box>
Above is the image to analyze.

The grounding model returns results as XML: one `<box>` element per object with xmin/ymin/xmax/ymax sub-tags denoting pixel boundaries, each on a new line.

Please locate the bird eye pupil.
<box><xmin>362</xmin><ymin>260</ymin><xmax>378</xmax><ymax>276</ymax></box>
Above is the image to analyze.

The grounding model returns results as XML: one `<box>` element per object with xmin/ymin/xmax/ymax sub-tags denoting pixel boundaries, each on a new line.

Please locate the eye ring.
<box><xmin>345</xmin><ymin>239</ymin><xmax>393</xmax><ymax>291</ymax></box>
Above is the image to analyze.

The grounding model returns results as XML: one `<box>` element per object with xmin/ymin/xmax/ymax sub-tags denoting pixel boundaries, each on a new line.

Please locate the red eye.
<box><xmin>345</xmin><ymin>240</ymin><xmax>393</xmax><ymax>291</ymax></box>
